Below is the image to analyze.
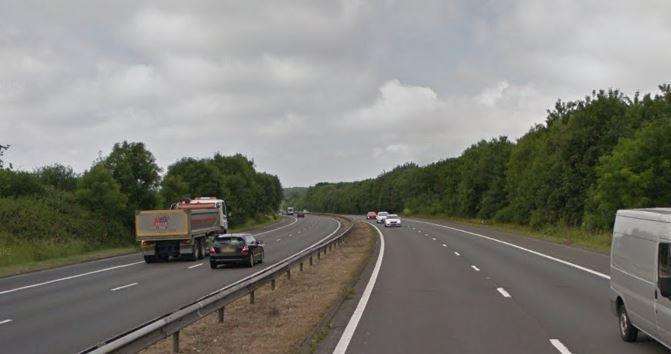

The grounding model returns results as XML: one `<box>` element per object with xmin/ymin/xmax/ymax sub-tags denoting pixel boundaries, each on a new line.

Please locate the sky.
<box><xmin>1</xmin><ymin>1</ymin><xmax>670</xmax><ymax>187</ymax></box>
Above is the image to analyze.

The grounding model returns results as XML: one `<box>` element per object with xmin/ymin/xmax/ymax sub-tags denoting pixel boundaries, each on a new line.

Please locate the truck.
<box><xmin>287</xmin><ymin>206</ymin><xmax>294</xmax><ymax>215</ymax></box>
<box><xmin>136</xmin><ymin>197</ymin><xmax>229</xmax><ymax>263</ymax></box>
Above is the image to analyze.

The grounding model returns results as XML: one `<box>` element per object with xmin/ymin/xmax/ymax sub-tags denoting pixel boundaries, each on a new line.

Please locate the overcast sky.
<box><xmin>1</xmin><ymin>1</ymin><xmax>670</xmax><ymax>187</ymax></box>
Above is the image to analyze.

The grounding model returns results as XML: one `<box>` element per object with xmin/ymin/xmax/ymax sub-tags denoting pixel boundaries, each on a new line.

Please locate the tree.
<box><xmin>104</xmin><ymin>141</ymin><xmax>161</xmax><ymax>217</ymax></box>
<box><xmin>0</xmin><ymin>144</ymin><xmax>9</xmax><ymax>169</ymax></box>
<box><xmin>586</xmin><ymin>118</ymin><xmax>671</xmax><ymax>229</ymax></box>
<box><xmin>76</xmin><ymin>164</ymin><xmax>127</xmax><ymax>221</ymax></box>
<box><xmin>36</xmin><ymin>164</ymin><xmax>78</xmax><ymax>191</ymax></box>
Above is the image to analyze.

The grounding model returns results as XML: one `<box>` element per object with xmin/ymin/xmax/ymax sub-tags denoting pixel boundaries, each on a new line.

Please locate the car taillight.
<box><xmin>209</xmin><ymin>247</ymin><xmax>216</xmax><ymax>254</ymax></box>
<box><xmin>241</xmin><ymin>245</ymin><xmax>249</xmax><ymax>255</ymax></box>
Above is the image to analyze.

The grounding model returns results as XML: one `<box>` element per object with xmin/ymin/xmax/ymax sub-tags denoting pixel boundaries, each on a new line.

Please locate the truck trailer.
<box><xmin>136</xmin><ymin>197</ymin><xmax>228</xmax><ymax>263</ymax></box>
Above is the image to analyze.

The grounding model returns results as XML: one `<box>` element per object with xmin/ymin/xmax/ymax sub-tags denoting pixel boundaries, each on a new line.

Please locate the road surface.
<box><xmin>331</xmin><ymin>217</ymin><xmax>669</xmax><ymax>354</ymax></box>
<box><xmin>0</xmin><ymin>214</ymin><xmax>342</xmax><ymax>354</ymax></box>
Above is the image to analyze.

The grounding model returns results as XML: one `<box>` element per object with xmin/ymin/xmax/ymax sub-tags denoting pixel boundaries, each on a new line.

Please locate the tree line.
<box><xmin>297</xmin><ymin>85</ymin><xmax>671</xmax><ymax>231</ymax></box>
<box><xmin>0</xmin><ymin>142</ymin><xmax>282</xmax><ymax>248</ymax></box>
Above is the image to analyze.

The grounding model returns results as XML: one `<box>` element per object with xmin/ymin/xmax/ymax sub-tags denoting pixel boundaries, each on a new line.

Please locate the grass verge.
<box><xmin>409</xmin><ymin>213</ymin><xmax>611</xmax><ymax>253</ymax></box>
<box><xmin>0</xmin><ymin>242</ymin><xmax>137</xmax><ymax>278</ymax></box>
<box><xmin>230</xmin><ymin>214</ymin><xmax>280</xmax><ymax>233</ymax></box>
<box><xmin>143</xmin><ymin>221</ymin><xmax>376</xmax><ymax>354</ymax></box>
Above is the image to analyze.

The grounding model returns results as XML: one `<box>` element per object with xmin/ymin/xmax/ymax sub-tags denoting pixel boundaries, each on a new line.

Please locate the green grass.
<box><xmin>0</xmin><ymin>240</ymin><xmax>137</xmax><ymax>278</ymax></box>
<box><xmin>229</xmin><ymin>214</ymin><xmax>280</xmax><ymax>233</ymax></box>
<box><xmin>409</xmin><ymin>213</ymin><xmax>612</xmax><ymax>253</ymax></box>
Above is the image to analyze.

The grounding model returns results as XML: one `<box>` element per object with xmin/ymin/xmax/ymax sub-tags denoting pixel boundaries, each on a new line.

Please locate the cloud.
<box><xmin>1</xmin><ymin>0</ymin><xmax>670</xmax><ymax>186</ymax></box>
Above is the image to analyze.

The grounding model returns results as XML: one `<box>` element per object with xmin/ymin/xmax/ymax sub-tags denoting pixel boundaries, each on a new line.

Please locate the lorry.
<box><xmin>136</xmin><ymin>197</ymin><xmax>229</xmax><ymax>263</ymax></box>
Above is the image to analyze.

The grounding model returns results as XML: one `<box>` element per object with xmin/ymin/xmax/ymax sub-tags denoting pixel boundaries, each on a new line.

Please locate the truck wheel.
<box><xmin>248</xmin><ymin>253</ymin><xmax>255</xmax><ymax>267</ymax></box>
<box><xmin>619</xmin><ymin>304</ymin><xmax>638</xmax><ymax>342</ymax></box>
<box><xmin>144</xmin><ymin>255</ymin><xmax>155</xmax><ymax>263</ymax></box>
<box><xmin>210</xmin><ymin>260</ymin><xmax>218</xmax><ymax>269</ymax></box>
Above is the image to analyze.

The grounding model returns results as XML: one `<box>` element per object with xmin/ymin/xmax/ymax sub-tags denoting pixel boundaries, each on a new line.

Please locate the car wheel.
<box><xmin>248</xmin><ymin>253</ymin><xmax>255</xmax><ymax>267</ymax></box>
<box><xmin>618</xmin><ymin>304</ymin><xmax>638</xmax><ymax>342</ymax></box>
<box><xmin>144</xmin><ymin>255</ymin><xmax>155</xmax><ymax>263</ymax></box>
<box><xmin>210</xmin><ymin>260</ymin><xmax>217</xmax><ymax>269</ymax></box>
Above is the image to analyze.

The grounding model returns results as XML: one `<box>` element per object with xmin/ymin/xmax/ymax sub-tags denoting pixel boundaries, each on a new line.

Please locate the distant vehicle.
<box><xmin>210</xmin><ymin>234</ymin><xmax>264</xmax><ymax>269</ymax></box>
<box><xmin>384</xmin><ymin>214</ymin><xmax>402</xmax><ymax>227</ymax></box>
<box><xmin>287</xmin><ymin>206</ymin><xmax>294</xmax><ymax>215</ymax></box>
<box><xmin>376</xmin><ymin>211</ymin><xmax>389</xmax><ymax>223</ymax></box>
<box><xmin>296</xmin><ymin>210</ymin><xmax>305</xmax><ymax>218</ymax></box>
<box><xmin>610</xmin><ymin>208</ymin><xmax>671</xmax><ymax>349</ymax></box>
<box><xmin>136</xmin><ymin>197</ymin><xmax>228</xmax><ymax>263</ymax></box>
<box><xmin>367</xmin><ymin>211</ymin><xmax>377</xmax><ymax>220</ymax></box>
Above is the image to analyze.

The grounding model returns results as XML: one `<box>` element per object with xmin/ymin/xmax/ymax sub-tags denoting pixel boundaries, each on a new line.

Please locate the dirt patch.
<box><xmin>143</xmin><ymin>221</ymin><xmax>375</xmax><ymax>354</ymax></box>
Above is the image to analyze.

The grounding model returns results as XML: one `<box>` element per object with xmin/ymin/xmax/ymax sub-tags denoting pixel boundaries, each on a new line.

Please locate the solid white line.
<box><xmin>111</xmin><ymin>282</ymin><xmax>138</xmax><ymax>292</ymax></box>
<box><xmin>253</xmin><ymin>216</ymin><xmax>298</xmax><ymax>237</ymax></box>
<box><xmin>471</xmin><ymin>265</ymin><xmax>480</xmax><ymax>271</ymax></box>
<box><xmin>0</xmin><ymin>319</ymin><xmax>12</xmax><ymax>325</ymax></box>
<box><xmin>454</xmin><ymin>252</ymin><xmax>460</xmax><ymax>256</ymax></box>
<box><xmin>411</xmin><ymin>219</ymin><xmax>610</xmax><ymax>280</ymax></box>
<box><xmin>497</xmin><ymin>287</ymin><xmax>511</xmax><ymax>298</ymax></box>
<box><xmin>549</xmin><ymin>339</ymin><xmax>572</xmax><ymax>354</ymax></box>
<box><xmin>188</xmin><ymin>263</ymin><xmax>203</xmax><ymax>269</ymax></box>
<box><xmin>0</xmin><ymin>261</ymin><xmax>145</xmax><ymax>296</ymax></box>
<box><xmin>334</xmin><ymin>222</ymin><xmax>385</xmax><ymax>354</ymax></box>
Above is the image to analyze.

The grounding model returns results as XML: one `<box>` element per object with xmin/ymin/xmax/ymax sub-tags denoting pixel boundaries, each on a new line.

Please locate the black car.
<box><xmin>209</xmin><ymin>234</ymin><xmax>264</xmax><ymax>268</ymax></box>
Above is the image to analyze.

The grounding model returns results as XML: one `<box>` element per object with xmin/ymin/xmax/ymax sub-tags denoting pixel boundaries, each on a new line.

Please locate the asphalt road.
<box><xmin>334</xmin><ymin>217</ymin><xmax>670</xmax><ymax>354</ymax></box>
<box><xmin>0</xmin><ymin>214</ymin><xmax>341</xmax><ymax>354</ymax></box>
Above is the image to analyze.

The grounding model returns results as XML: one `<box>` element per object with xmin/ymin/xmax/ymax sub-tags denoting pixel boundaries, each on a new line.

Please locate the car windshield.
<box><xmin>388</xmin><ymin>214</ymin><xmax>398</xmax><ymax>218</ymax></box>
<box><xmin>379</xmin><ymin>212</ymin><xmax>388</xmax><ymax>216</ymax></box>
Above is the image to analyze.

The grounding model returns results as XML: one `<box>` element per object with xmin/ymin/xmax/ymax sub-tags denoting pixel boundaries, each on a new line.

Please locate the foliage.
<box><xmin>104</xmin><ymin>141</ymin><xmax>161</xmax><ymax>224</ymax></box>
<box><xmin>301</xmin><ymin>84</ymin><xmax>671</xmax><ymax>231</ymax></box>
<box><xmin>0</xmin><ymin>144</ymin><xmax>9</xmax><ymax>169</ymax></box>
<box><xmin>161</xmin><ymin>153</ymin><xmax>283</xmax><ymax>225</ymax></box>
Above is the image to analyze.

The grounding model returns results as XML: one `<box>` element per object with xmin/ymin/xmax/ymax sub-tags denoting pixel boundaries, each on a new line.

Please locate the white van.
<box><xmin>610</xmin><ymin>208</ymin><xmax>671</xmax><ymax>348</ymax></box>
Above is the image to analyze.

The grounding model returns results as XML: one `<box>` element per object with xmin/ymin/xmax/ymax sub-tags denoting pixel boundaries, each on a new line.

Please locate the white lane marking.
<box><xmin>497</xmin><ymin>287</ymin><xmax>511</xmax><ymax>298</ymax></box>
<box><xmin>0</xmin><ymin>261</ymin><xmax>145</xmax><ymax>296</ymax></box>
<box><xmin>276</xmin><ymin>239</ymin><xmax>281</xmax><ymax>242</ymax></box>
<box><xmin>410</xmin><ymin>220</ymin><xmax>610</xmax><ymax>280</ymax></box>
<box><xmin>334</xmin><ymin>222</ymin><xmax>385</xmax><ymax>354</ymax></box>
<box><xmin>442</xmin><ymin>244</ymin><xmax>447</xmax><ymax>247</ymax></box>
<box><xmin>471</xmin><ymin>265</ymin><xmax>480</xmax><ymax>271</ymax></box>
<box><xmin>0</xmin><ymin>319</ymin><xmax>12</xmax><ymax>325</ymax></box>
<box><xmin>431</xmin><ymin>237</ymin><xmax>436</xmax><ymax>241</ymax></box>
<box><xmin>188</xmin><ymin>263</ymin><xmax>203</xmax><ymax>269</ymax></box>
<box><xmin>253</xmin><ymin>216</ymin><xmax>298</xmax><ymax>237</ymax></box>
<box><xmin>288</xmin><ymin>234</ymin><xmax>293</xmax><ymax>237</ymax></box>
<box><xmin>549</xmin><ymin>339</ymin><xmax>572</xmax><ymax>354</ymax></box>
<box><xmin>110</xmin><ymin>282</ymin><xmax>138</xmax><ymax>292</ymax></box>
<box><xmin>454</xmin><ymin>252</ymin><xmax>460</xmax><ymax>256</ymax></box>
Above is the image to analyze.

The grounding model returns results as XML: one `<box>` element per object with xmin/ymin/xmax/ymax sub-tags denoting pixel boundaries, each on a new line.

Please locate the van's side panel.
<box><xmin>611</xmin><ymin>215</ymin><xmax>659</xmax><ymax>336</ymax></box>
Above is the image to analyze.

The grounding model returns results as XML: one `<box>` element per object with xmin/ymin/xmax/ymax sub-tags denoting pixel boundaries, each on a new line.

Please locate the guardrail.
<box><xmin>82</xmin><ymin>214</ymin><xmax>354</xmax><ymax>354</ymax></box>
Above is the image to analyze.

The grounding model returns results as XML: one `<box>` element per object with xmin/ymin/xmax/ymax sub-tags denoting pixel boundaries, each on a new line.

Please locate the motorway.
<box><xmin>0</xmin><ymin>214</ymin><xmax>342</xmax><ymax>354</ymax></box>
<box><xmin>331</xmin><ymin>217</ymin><xmax>670</xmax><ymax>354</ymax></box>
